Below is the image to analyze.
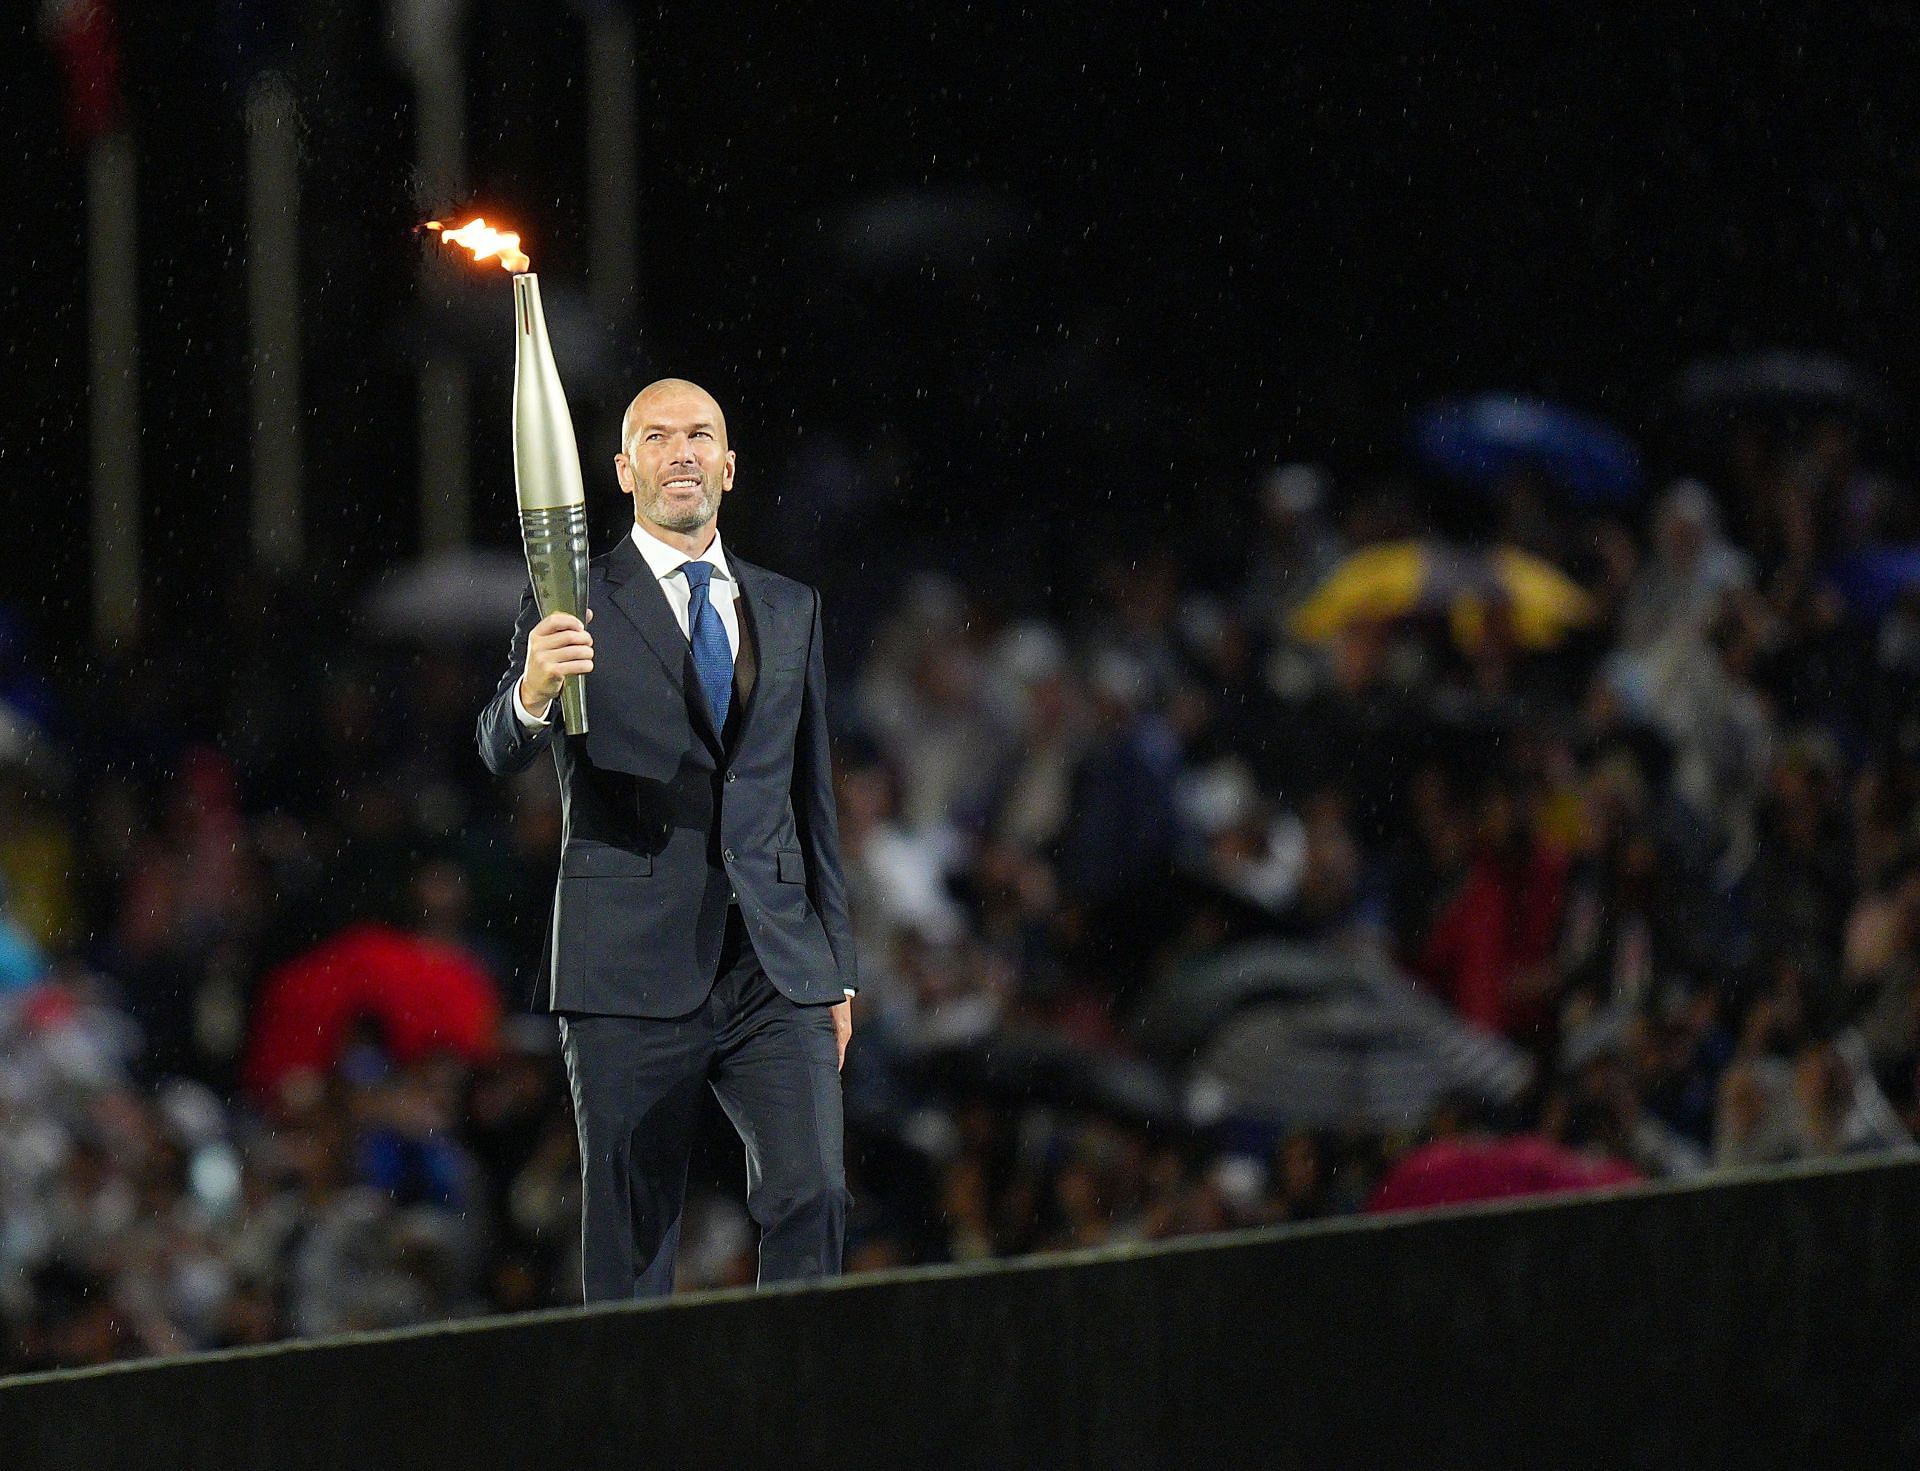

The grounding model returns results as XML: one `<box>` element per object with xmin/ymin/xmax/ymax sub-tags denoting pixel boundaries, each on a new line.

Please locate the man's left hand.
<box><xmin>830</xmin><ymin>998</ymin><xmax>852</xmax><ymax>1071</ymax></box>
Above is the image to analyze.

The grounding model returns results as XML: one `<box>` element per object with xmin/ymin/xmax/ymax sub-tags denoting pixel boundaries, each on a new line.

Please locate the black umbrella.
<box><xmin>1135</xmin><ymin>940</ymin><xmax>1532</xmax><ymax>1130</ymax></box>
<box><xmin>825</xmin><ymin>185</ymin><xmax>1035</xmax><ymax>275</ymax></box>
<box><xmin>908</xmin><ymin>1028</ymin><xmax>1185</xmax><ymax>1131</ymax></box>
<box><xmin>1674</xmin><ymin>351</ymin><xmax>1898</xmax><ymax>424</ymax></box>
<box><xmin>360</xmin><ymin>548</ymin><xmax>528</xmax><ymax>642</ymax></box>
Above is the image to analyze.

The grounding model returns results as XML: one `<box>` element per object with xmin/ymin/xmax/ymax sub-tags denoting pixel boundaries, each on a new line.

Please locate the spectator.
<box><xmin>1415</xmin><ymin>779</ymin><xmax>1569</xmax><ymax>1038</ymax></box>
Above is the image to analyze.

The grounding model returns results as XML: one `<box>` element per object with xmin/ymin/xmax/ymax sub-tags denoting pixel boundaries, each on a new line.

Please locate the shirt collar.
<box><xmin>630</xmin><ymin>521</ymin><xmax>733</xmax><ymax>585</ymax></box>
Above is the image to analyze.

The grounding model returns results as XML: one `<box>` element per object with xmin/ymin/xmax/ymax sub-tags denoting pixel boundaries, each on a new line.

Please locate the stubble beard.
<box><xmin>642</xmin><ymin>473</ymin><xmax>720</xmax><ymax>532</ymax></box>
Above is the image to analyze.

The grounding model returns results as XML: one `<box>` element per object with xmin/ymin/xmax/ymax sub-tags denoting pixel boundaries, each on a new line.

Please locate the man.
<box><xmin>476</xmin><ymin>378</ymin><xmax>857</xmax><ymax>1301</ymax></box>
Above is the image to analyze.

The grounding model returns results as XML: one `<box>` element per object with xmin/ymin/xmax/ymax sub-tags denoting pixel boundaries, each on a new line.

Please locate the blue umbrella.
<box><xmin>1415</xmin><ymin>394</ymin><xmax>1642</xmax><ymax>505</ymax></box>
<box><xmin>1830</xmin><ymin>545</ymin><xmax>1920</xmax><ymax>621</ymax></box>
<box><xmin>0</xmin><ymin>915</ymin><xmax>46</xmax><ymax>993</ymax></box>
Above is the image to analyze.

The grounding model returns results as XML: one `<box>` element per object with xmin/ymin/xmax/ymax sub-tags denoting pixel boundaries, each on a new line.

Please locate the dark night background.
<box><xmin>15</xmin><ymin>0</ymin><xmax>1920</xmax><ymax>1381</ymax></box>
<box><xmin>9</xmin><ymin>1</ymin><xmax>1920</xmax><ymax>653</ymax></box>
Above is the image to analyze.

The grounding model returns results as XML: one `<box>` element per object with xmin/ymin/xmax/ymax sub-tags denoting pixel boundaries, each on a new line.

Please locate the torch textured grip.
<box><xmin>520</xmin><ymin>503</ymin><xmax>591</xmax><ymax>735</ymax></box>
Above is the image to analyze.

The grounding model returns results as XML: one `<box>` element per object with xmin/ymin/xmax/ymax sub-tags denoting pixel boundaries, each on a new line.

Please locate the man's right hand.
<box><xmin>519</xmin><ymin>608</ymin><xmax>595</xmax><ymax>715</ymax></box>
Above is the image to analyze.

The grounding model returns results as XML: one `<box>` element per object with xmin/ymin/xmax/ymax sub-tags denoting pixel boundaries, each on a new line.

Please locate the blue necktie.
<box><xmin>680</xmin><ymin>560</ymin><xmax>733</xmax><ymax>733</ymax></box>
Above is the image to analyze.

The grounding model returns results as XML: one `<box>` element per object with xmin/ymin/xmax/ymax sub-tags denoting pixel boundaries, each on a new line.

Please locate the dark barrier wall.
<box><xmin>6</xmin><ymin>1154</ymin><xmax>1920</xmax><ymax>1471</ymax></box>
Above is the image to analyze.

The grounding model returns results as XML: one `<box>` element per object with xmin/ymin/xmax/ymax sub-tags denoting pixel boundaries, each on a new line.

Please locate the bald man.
<box><xmin>477</xmin><ymin>378</ymin><xmax>858</xmax><ymax>1301</ymax></box>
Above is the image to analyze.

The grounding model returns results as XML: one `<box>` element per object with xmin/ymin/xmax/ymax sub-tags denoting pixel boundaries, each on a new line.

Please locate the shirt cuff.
<box><xmin>844</xmin><ymin>989</ymin><xmax>856</xmax><ymax>998</ymax></box>
<box><xmin>513</xmin><ymin>680</ymin><xmax>553</xmax><ymax>730</ymax></box>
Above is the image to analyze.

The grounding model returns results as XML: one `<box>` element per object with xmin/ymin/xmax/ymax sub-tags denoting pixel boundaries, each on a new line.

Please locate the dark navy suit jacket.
<box><xmin>476</xmin><ymin>531</ymin><xmax>859</xmax><ymax>1017</ymax></box>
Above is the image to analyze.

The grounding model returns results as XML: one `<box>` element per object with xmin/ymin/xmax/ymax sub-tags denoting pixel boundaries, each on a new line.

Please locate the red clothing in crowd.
<box><xmin>1416</xmin><ymin>843</ymin><xmax>1569</xmax><ymax>1036</ymax></box>
<box><xmin>1366</xmin><ymin>1134</ymin><xmax>1643</xmax><ymax>1215</ymax></box>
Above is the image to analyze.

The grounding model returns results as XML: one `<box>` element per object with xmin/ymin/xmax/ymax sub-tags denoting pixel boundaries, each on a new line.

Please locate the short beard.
<box><xmin>641</xmin><ymin>477</ymin><xmax>718</xmax><ymax>532</ymax></box>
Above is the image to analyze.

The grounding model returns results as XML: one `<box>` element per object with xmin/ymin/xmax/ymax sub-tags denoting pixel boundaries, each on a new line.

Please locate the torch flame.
<box><xmin>425</xmin><ymin>217</ymin><xmax>530</xmax><ymax>274</ymax></box>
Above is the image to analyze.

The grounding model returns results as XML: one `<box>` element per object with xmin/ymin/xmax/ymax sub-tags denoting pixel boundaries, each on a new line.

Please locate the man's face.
<box><xmin>614</xmin><ymin>384</ymin><xmax>735</xmax><ymax>533</ymax></box>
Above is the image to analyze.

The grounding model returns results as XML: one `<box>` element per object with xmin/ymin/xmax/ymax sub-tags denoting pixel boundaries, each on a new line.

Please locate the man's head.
<box><xmin>614</xmin><ymin>378</ymin><xmax>735</xmax><ymax>535</ymax></box>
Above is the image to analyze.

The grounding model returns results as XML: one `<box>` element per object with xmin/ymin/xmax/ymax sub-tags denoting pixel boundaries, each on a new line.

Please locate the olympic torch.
<box><xmin>428</xmin><ymin>218</ymin><xmax>590</xmax><ymax>734</ymax></box>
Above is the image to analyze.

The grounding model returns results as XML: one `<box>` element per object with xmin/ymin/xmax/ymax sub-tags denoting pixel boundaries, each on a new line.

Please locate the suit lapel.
<box><xmin>601</xmin><ymin>535</ymin><xmax>724</xmax><ymax>756</ymax></box>
<box><xmin>727</xmin><ymin>554</ymin><xmax>783</xmax><ymax>754</ymax></box>
<box><xmin>599</xmin><ymin>534</ymin><xmax>796</xmax><ymax>760</ymax></box>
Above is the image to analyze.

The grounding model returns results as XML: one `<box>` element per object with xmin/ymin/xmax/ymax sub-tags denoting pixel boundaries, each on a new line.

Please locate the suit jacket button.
<box><xmin>723</xmin><ymin>848</ymin><xmax>735</xmax><ymax>862</ymax></box>
<box><xmin>725</xmin><ymin>770</ymin><xmax>737</xmax><ymax>782</ymax></box>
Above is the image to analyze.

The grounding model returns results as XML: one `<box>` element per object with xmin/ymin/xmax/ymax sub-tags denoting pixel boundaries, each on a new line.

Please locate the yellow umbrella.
<box><xmin>1288</xmin><ymin>540</ymin><xmax>1595</xmax><ymax>650</ymax></box>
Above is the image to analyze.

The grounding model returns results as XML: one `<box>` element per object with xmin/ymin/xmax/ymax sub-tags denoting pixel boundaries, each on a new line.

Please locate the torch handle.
<box><xmin>520</xmin><ymin>504</ymin><xmax>592</xmax><ymax>736</ymax></box>
<box><xmin>557</xmin><ymin>670</ymin><xmax>588</xmax><ymax>736</ymax></box>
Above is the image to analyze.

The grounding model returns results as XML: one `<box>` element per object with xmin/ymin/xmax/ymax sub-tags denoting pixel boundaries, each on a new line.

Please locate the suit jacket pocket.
<box><xmin>561</xmin><ymin>843</ymin><xmax>654</xmax><ymax>877</ymax></box>
<box><xmin>776</xmin><ymin>848</ymin><xmax>807</xmax><ymax>884</ymax></box>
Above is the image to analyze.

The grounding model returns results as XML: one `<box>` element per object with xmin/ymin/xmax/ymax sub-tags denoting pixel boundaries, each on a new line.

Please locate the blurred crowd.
<box><xmin>6</xmin><ymin>399</ymin><xmax>1920</xmax><ymax>1373</ymax></box>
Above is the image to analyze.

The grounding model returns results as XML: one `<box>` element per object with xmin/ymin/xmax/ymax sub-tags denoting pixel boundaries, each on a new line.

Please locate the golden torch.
<box><xmin>428</xmin><ymin>218</ymin><xmax>590</xmax><ymax>733</ymax></box>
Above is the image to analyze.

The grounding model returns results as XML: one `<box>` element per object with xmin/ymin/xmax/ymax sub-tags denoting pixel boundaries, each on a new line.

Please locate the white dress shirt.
<box><xmin>514</xmin><ymin>522</ymin><xmax>853</xmax><ymax>998</ymax></box>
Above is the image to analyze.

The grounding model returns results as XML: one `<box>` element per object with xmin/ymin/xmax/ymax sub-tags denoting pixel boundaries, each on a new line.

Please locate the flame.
<box><xmin>424</xmin><ymin>217</ymin><xmax>530</xmax><ymax>274</ymax></box>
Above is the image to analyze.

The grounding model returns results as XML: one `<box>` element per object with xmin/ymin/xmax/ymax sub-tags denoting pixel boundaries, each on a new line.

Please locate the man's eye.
<box><xmin>646</xmin><ymin>432</ymin><xmax>663</xmax><ymax>441</ymax></box>
<box><xmin>693</xmin><ymin>431</ymin><xmax>711</xmax><ymax>439</ymax></box>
